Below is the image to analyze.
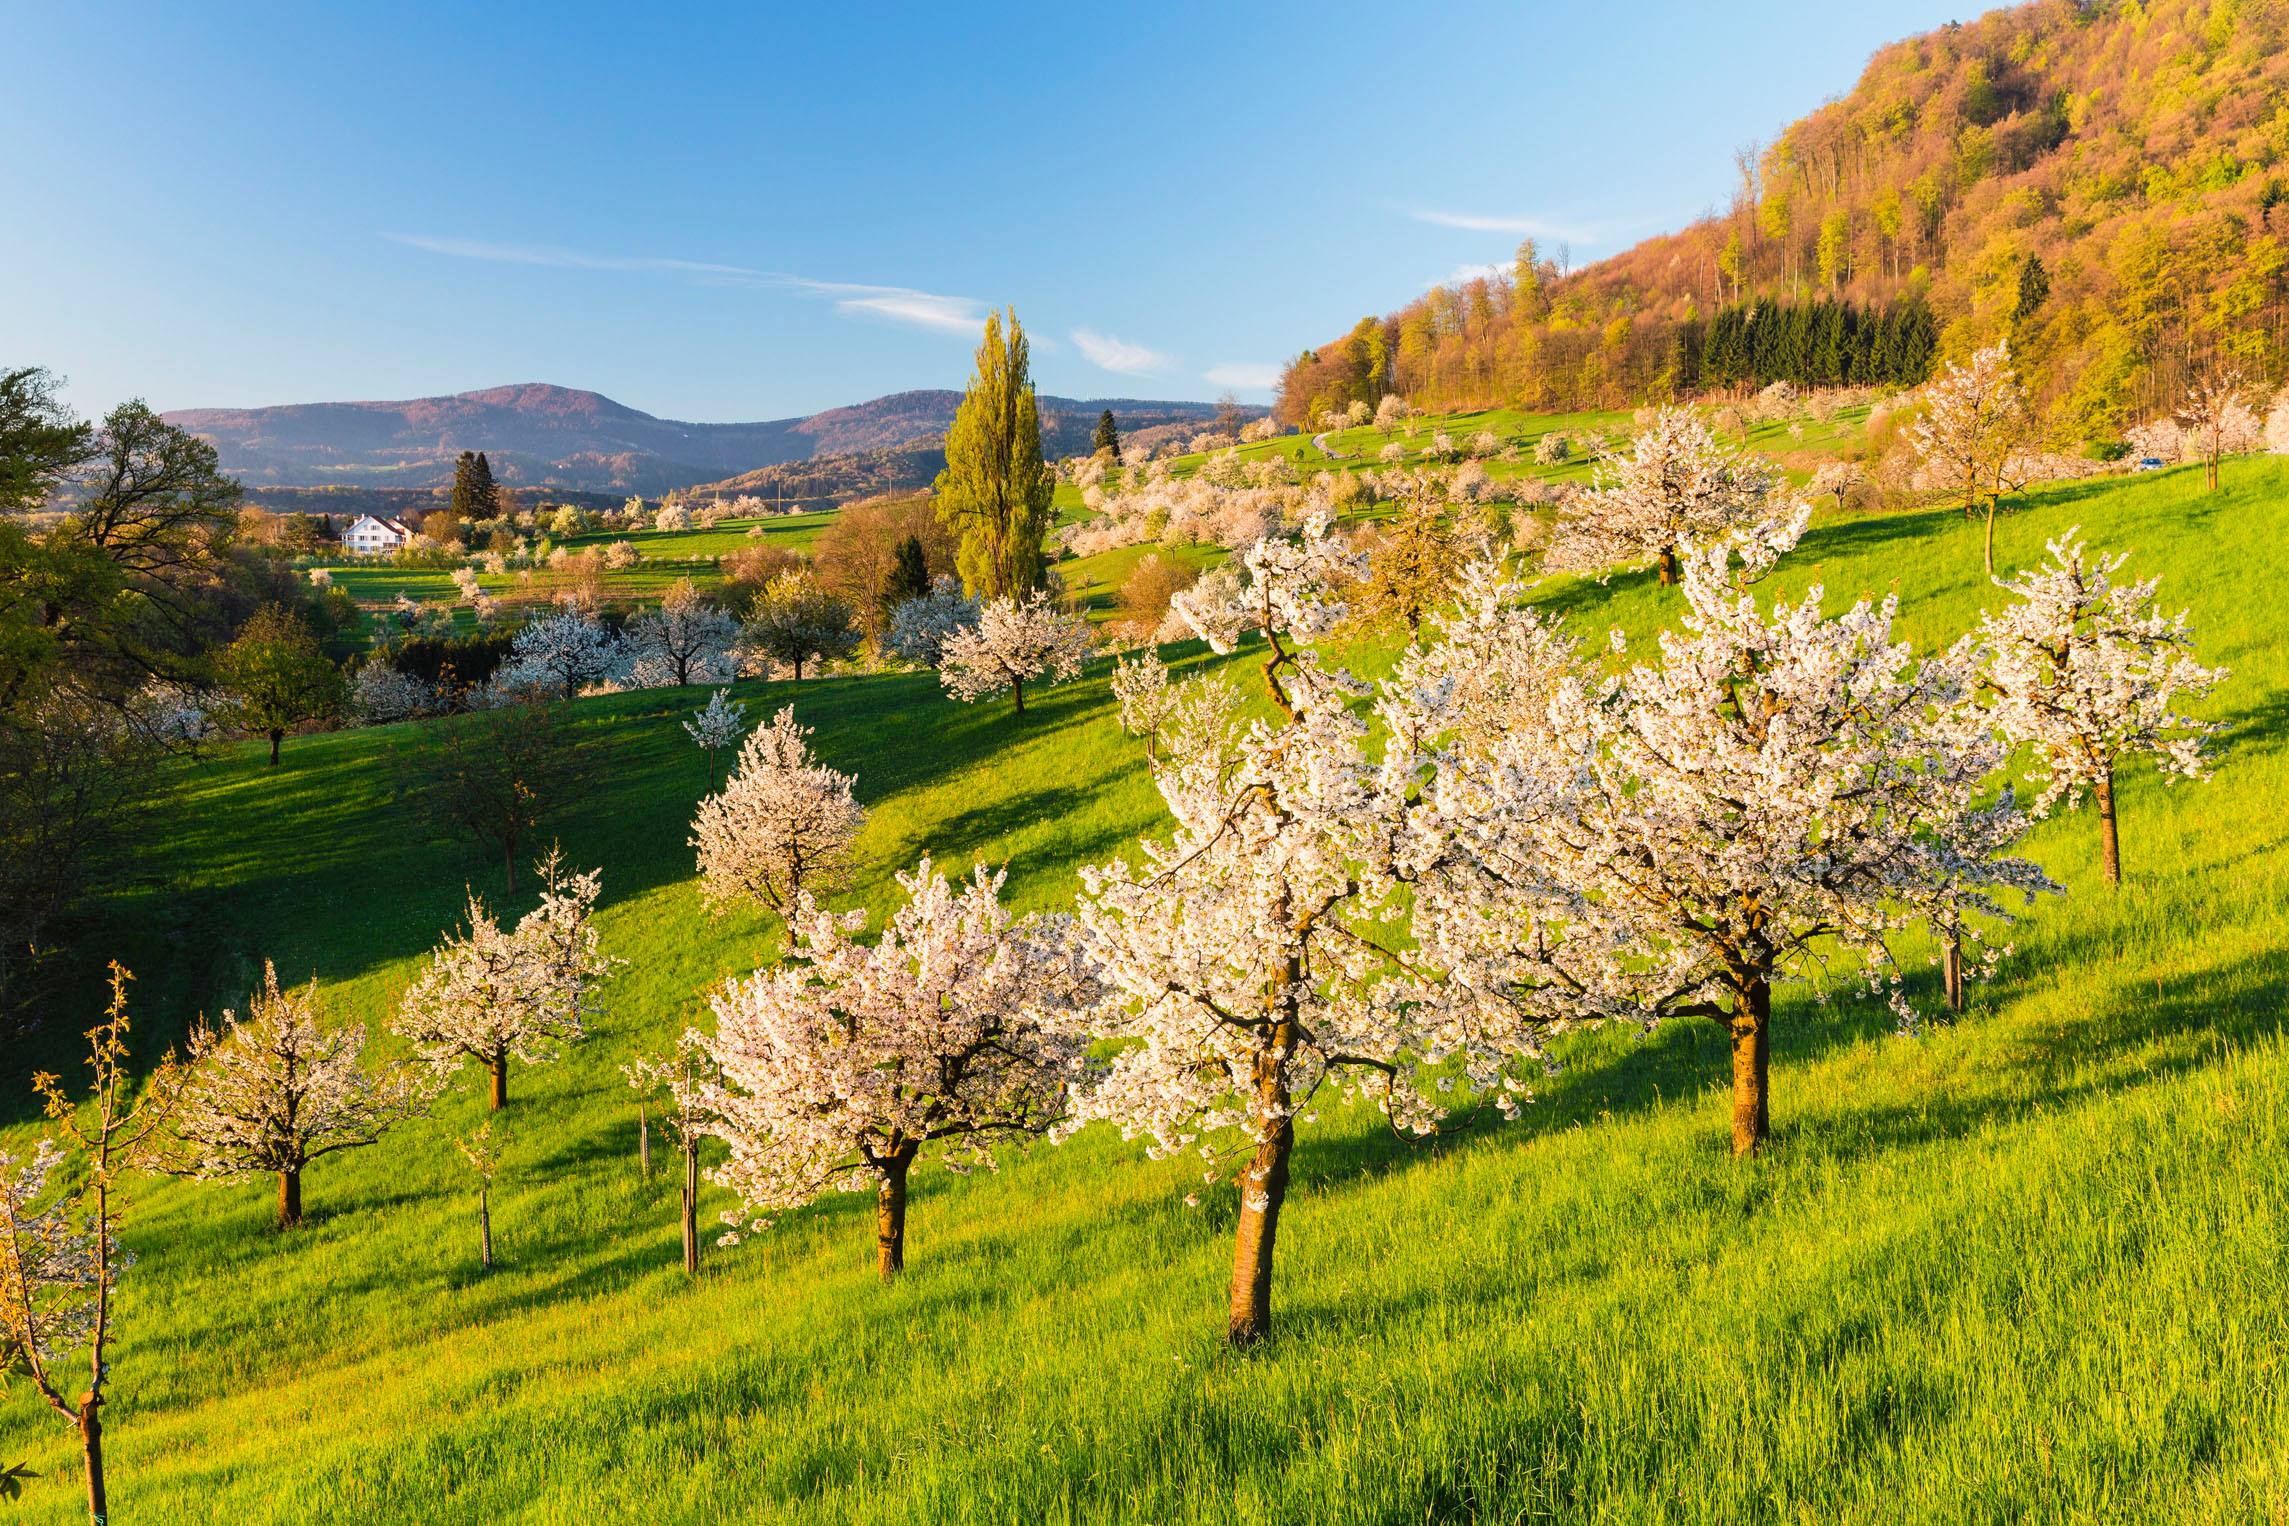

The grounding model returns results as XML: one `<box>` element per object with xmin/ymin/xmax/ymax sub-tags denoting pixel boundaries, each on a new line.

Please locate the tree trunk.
<box><xmin>1657</xmin><ymin>546</ymin><xmax>1679</xmax><ymax>586</ymax></box>
<box><xmin>1983</xmin><ymin>496</ymin><xmax>1999</xmax><ymax>576</ymax></box>
<box><xmin>1227</xmin><ymin>1023</ymin><xmax>1298</xmax><ymax>1346</ymax></box>
<box><xmin>875</xmin><ymin>1149</ymin><xmax>915</xmax><ymax>1281</ymax></box>
<box><xmin>1944</xmin><ymin>935</ymin><xmax>1964</xmax><ymax>1014</ymax></box>
<box><xmin>2096</xmin><ymin>766</ymin><xmax>2121</xmax><ymax>886</ymax></box>
<box><xmin>268</xmin><ymin>728</ymin><xmax>283</xmax><ymax>765</ymax></box>
<box><xmin>489</xmin><ymin>1054</ymin><xmax>509</xmax><ymax>1111</ymax></box>
<box><xmin>681</xmin><ymin>1135</ymin><xmax>700</xmax><ymax>1277</ymax></box>
<box><xmin>78</xmin><ymin>1399</ymin><xmax>105</xmax><ymax>1526</ymax></box>
<box><xmin>639</xmin><ymin>1107</ymin><xmax>652</xmax><ymax>1180</ymax></box>
<box><xmin>478</xmin><ymin>1186</ymin><xmax>494</xmax><ymax>1271</ymax></box>
<box><xmin>1728</xmin><ymin>978</ymin><xmax>1772</xmax><ymax>1158</ymax></box>
<box><xmin>278</xmin><ymin>1167</ymin><xmax>303</xmax><ymax>1228</ymax></box>
<box><xmin>1012</xmin><ymin>675</ymin><xmax>1026</xmax><ymax>714</ymax></box>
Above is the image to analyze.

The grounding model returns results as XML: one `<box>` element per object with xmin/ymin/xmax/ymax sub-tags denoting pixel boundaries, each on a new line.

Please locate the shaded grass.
<box><xmin>2</xmin><ymin>459</ymin><xmax>2287</xmax><ymax>1520</ymax></box>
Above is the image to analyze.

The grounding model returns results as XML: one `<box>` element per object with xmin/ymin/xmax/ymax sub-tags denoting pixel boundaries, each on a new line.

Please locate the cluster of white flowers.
<box><xmin>351</xmin><ymin>661</ymin><xmax>441</xmax><ymax>722</ymax></box>
<box><xmin>1064</xmin><ymin>477</ymin><xmax>1301</xmax><ymax>558</ymax></box>
<box><xmin>691</xmin><ymin>859</ymin><xmax>1097</xmax><ymax>1273</ymax></box>
<box><xmin>938</xmin><ymin>592</ymin><xmax>1093</xmax><ymax>712</ymax></box>
<box><xmin>0</xmin><ymin>1139</ymin><xmax>98</xmax><ymax>1370</ymax></box>
<box><xmin>168</xmin><ymin>964</ymin><xmax>429</xmax><ymax>1223</ymax></box>
<box><xmin>624</xmin><ymin>579</ymin><xmax>739</xmax><ymax>688</ymax></box>
<box><xmin>1976</xmin><ymin>529</ymin><xmax>2225</xmax><ymax>878</ymax></box>
<box><xmin>884</xmin><ymin>575</ymin><xmax>981</xmax><ymax>668</ymax></box>
<box><xmin>392</xmin><ymin>851</ymin><xmax>617</xmax><ymax>1106</ymax></box>
<box><xmin>1239</xmin><ymin>416</ymin><xmax>1282</xmax><ymax>444</ymax></box>
<box><xmin>602</xmin><ymin>540</ymin><xmax>641</xmax><ymax>570</ymax></box>
<box><xmin>1109</xmin><ymin>650</ymin><xmax>1176</xmax><ymax>751</ymax></box>
<box><xmin>692</xmin><ymin>705</ymin><xmax>865</xmax><ymax>915</ymax></box>
<box><xmin>654</xmin><ymin>503</ymin><xmax>693</xmax><ymax>533</ymax></box>
<box><xmin>1533</xmin><ymin>432</ymin><xmax>1571</xmax><ymax>465</ymax></box>
<box><xmin>495</xmin><ymin>606</ymin><xmax>624</xmax><ymax>700</ymax></box>
<box><xmin>1545</xmin><ymin>405</ymin><xmax>1781</xmax><ymax>584</ymax></box>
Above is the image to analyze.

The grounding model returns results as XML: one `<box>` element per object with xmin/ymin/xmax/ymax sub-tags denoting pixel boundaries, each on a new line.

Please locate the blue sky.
<box><xmin>4</xmin><ymin>1</ymin><xmax>1969</xmax><ymax>421</ymax></box>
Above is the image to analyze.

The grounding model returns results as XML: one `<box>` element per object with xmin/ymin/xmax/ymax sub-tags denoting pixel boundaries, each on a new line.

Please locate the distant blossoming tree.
<box><xmin>1977</xmin><ymin>529</ymin><xmax>2226</xmax><ymax>885</ymax></box>
<box><xmin>2176</xmin><ymin>370</ymin><xmax>2259</xmax><ymax>493</ymax></box>
<box><xmin>1909</xmin><ymin>342</ymin><xmax>2032</xmax><ymax>573</ymax></box>
<box><xmin>498</xmin><ymin>605</ymin><xmax>623</xmax><ymax>701</ymax></box>
<box><xmin>692</xmin><ymin>858</ymin><xmax>1096</xmax><ymax>1280</ymax></box>
<box><xmin>1110</xmin><ymin>650</ymin><xmax>1176</xmax><ymax>757</ymax></box>
<box><xmin>624</xmin><ymin>1034</ymin><xmax>718</xmax><ymax>1275</ymax></box>
<box><xmin>682</xmin><ymin>686</ymin><xmax>748</xmax><ymax>790</ymax></box>
<box><xmin>1545</xmin><ymin>405</ymin><xmax>1777</xmax><ymax>585</ymax></box>
<box><xmin>740</xmin><ymin>573</ymin><xmax>859</xmax><ymax>682</ymax></box>
<box><xmin>393</xmin><ymin>850</ymin><xmax>616</xmax><ymax>1108</ymax></box>
<box><xmin>937</xmin><ymin>591</ymin><xmax>1092</xmax><ymax>714</ymax></box>
<box><xmin>624</xmin><ymin>578</ymin><xmax>739</xmax><ymax>687</ymax></box>
<box><xmin>166</xmin><ymin>963</ymin><xmax>429</xmax><ymax>1226</ymax></box>
<box><xmin>691</xmin><ymin>706</ymin><xmax>864</xmax><ymax>916</ymax></box>
<box><xmin>884</xmin><ymin>575</ymin><xmax>981</xmax><ymax>668</ymax></box>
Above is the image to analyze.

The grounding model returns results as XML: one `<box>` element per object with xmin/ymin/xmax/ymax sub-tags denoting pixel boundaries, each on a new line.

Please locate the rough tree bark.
<box><xmin>1729</xmin><ymin>977</ymin><xmax>1772</xmax><ymax>1158</ymax></box>
<box><xmin>1944</xmin><ymin>936</ymin><xmax>1965</xmax><ymax>1014</ymax></box>
<box><xmin>1657</xmin><ymin>546</ymin><xmax>1680</xmax><ymax>586</ymax></box>
<box><xmin>78</xmin><ymin>1400</ymin><xmax>105</xmax><ymax>1526</ymax></box>
<box><xmin>681</xmin><ymin>1134</ymin><xmax>701</xmax><ymax>1278</ymax></box>
<box><xmin>278</xmin><ymin>1166</ymin><xmax>303</xmax><ymax>1228</ymax></box>
<box><xmin>2096</xmin><ymin>766</ymin><xmax>2121</xmax><ymax>886</ymax></box>
<box><xmin>1227</xmin><ymin>1017</ymin><xmax>1298</xmax><ymax>1346</ymax></box>
<box><xmin>875</xmin><ymin>1144</ymin><xmax>918</xmax><ymax>1282</ymax></box>
<box><xmin>489</xmin><ymin>1054</ymin><xmax>509</xmax><ymax>1111</ymax></box>
<box><xmin>1011</xmin><ymin>674</ymin><xmax>1026</xmax><ymax>715</ymax></box>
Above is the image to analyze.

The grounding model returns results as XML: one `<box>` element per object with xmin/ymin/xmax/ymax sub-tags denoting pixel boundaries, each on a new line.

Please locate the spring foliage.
<box><xmin>691</xmin><ymin>706</ymin><xmax>864</xmax><ymax>916</ymax></box>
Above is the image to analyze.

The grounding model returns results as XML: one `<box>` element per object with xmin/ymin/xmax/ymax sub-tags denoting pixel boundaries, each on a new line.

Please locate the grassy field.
<box><xmin>4</xmin><ymin>457</ymin><xmax>2287</xmax><ymax>1521</ymax></box>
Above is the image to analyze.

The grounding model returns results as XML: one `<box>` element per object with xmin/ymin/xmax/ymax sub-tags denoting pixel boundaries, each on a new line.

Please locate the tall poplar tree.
<box><xmin>935</xmin><ymin>309</ymin><xmax>1054</xmax><ymax>598</ymax></box>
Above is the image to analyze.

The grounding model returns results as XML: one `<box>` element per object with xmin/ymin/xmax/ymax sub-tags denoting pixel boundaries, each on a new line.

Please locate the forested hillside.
<box><xmin>1280</xmin><ymin>0</ymin><xmax>2289</xmax><ymax>437</ymax></box>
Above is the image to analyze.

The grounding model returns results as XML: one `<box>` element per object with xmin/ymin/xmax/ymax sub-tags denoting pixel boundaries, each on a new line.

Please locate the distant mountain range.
<box><xmin>164</xmin><ymin>383</ymin><xmax>1257</xmax><ymax>496</ymax></box>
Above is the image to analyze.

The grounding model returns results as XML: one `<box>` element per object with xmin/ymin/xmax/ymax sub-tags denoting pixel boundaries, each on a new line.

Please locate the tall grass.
<box><xmin>3</xmin><ymin>460</ymin><xmax>2286</xmax><ymax>1521</ymax></box>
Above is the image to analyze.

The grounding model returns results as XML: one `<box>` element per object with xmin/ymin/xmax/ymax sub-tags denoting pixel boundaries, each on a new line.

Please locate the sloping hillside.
<box><xmin>166</xmin><ymin>385</ymin><xmax>1259</xmax><ymax>495</ymax></box>
<box><xmin>4</xmin><ymin>457</ymin><xmax>2285</xmax><ymax>1521</ymax></box>
<box><xmin>1282</xmin><ymin>0</ymin><xmax>2289</xmax><ymax>434</ymax></box>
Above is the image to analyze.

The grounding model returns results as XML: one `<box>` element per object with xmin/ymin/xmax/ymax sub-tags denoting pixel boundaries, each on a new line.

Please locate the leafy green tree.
<box><xmin>217</xmin><ymin>605</ymin><xmax>344</xmax><ymax>764</ymax></box>
<box><xmin>885</xmin><ymin>535</ymin><xmax>930</xmax><ymax>609</ymax></box>
<box><xmin>935</xmin><ymin>309</ymin><xmax>1054</xmax><ymax>598</ymax></box>
<box><xmin>1090</xmin><ymin>409</ymin><xmax>1120</xmax><ymax>458</ymax></box>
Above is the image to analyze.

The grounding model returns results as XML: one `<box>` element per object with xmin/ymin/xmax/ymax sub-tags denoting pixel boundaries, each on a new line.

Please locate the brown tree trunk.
<box><xmin>1983</xmin><ymin>496</ymin><xmax>1999</xmax><ymax>576</ymax></box>
<box><xmin>268</xmin><ymin>729</ymin><xmax>283</xmax><ymax>765</ymax></box>
<box><xmin>1657</xmin><ymin>546</ymin><xmax>1679</xmax><ymax>586</ymax></box>
<box><xmin>681</xmin><ymin>1134</ymin><xmax>700</xmax><ymax>1277</ymax></box>
<box><xmin>1227</xmin><ymin>1020</ymin><xmax>1298</xmax><ymax>1346</ymax></box>
<box><xmin>78</xmin><ymin>1399</ymin><xmax>105</xmax><ymax>1526</ymax></box>
<box><xmin>2096</xmin><ymin>766</ymin><xmax>2121</xmax><ymax>886</ymax></box>
<box><xmin>1944</xmin><ymin>936</ymin><xmax>1964</xmax><ymax>1014</ymax></box>
<box><xmin>1012</xmin><ymin>675</ymin><xmax>1026</xmax><ymax>714</ymax></box>
<box><xmin>1729</xmin><ymin>978</ymin><xmax>1772</xmax><ymax>1158</ymax></box>
<box><xmin>278</xmin><ymin>1167</ymin><xmax>303</xmax><ymax>1228</ymax></box>
<box><xmin>639</xmin><ymin>1106</ymin><xmax>652</xmax><ymax>1180</ymax></box>
<box><xmin>875</xmin><ymin>1147</ymin><xmax>916</xmax><ymax>1281</ymax></box>
<box><xmin>490</xmin><ymin>1054</ymin><xmax>509</xmax><ymax>1111</ymax></box>
<box><xmin>478</xmin><ymin>1186</ymin><xmax>493</xmax><ymax>1271</ymax></box>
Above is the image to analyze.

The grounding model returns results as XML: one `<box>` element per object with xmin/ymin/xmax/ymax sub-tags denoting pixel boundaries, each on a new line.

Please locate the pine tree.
<box><xmin>935</xmin><ymin>308</ymin><xmax>1055</xmax><ymax>599</ymax></box>
<box><xmin>449</xmin><ymin>451</ymin><xmax>499</xmax><ymax>521</ymax></box>
<box><xmin>1091</xmin><ymin>409</ymin><xmax>1120</xmax><ymax>458</ymax></box>
<box><xmin>884</xmin><ymin>535</ymin><xmax>930</xmax><ymax>610</ymax></box>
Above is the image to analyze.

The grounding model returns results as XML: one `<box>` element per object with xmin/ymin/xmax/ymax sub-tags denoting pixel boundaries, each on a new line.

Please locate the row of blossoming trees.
<box><xmin>658</xmin><ymin>401</ymin><xmax>2223</xmax><ymax>1347</ymax></box>
<box><xmin>0</xmin><ymin>408</ymin><xmax>2229</xmax><ymax>1517</ymax></box>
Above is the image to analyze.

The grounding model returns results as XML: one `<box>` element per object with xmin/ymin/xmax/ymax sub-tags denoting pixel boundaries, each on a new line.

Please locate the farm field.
<box><xmin>6</xmin><ymin>456</ymin><xmax>2288</xmax><ymax>1522</ymax></box>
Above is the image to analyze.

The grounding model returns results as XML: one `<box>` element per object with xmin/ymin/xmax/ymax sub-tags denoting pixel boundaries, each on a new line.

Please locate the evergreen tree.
<box><xmin>935</xmin><ymin>308</ymin><xmax>1055</xmax><ymax>598</ymax></box>
<box><xmin>1091</xmin><ymin>409</ymin><xmax>1120</xmax><ymax>458</ymax></box>
<box><xmin>884</xmin><ymin>535</ymin><xmax>930</xmax><ymax>610</ymax></box>
<box><xmin>449</xmin><ymin>450</ymin><xmax>500</xmax><ymax>521</ymax></box>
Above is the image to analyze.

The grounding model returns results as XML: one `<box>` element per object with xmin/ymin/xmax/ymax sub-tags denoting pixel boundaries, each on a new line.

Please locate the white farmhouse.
<box><xmin>343</xmin><ymin>514</ymin><xmax>416</xmax><ymax>556</ymax></box>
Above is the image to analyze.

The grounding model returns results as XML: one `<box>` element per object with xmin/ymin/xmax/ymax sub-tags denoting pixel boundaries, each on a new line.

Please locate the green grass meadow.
<box><xmin>4</xmin><ymin>457</ymin><xmax>2288</xmax><ymax>1520</ymax></box>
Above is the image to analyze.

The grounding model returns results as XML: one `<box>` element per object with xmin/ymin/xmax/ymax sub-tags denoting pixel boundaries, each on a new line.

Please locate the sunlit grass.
<box><xmin>2</xmin><ymin>458</ymin><xmax>2286</xmax><ymax>1521</ymax></box>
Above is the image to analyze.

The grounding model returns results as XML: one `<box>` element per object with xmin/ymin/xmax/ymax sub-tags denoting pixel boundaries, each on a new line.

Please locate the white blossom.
<box><xmin>938</xmin><ymin>591</ymin><xmax>1093</xmax><ymax>712</ymax></box>
<box><xmin>624</xmin><ymin>578</ymin><xmax>739</xmax><ymax>687</ymax></box>
<box><xmin>392</xmin><ymin>850</ymin><xmax>617</xmax><ymax>1105</ymax></box>
<box><xmin>167</xmin><ymin>964</ymin><xmax>429</xmax><ymax>1223</ymax></box>
<box><xmin>884</xmin><ymin>575</ymin><xmax>982</xmax><ymax>667</ymax></box>
<box><xmin>496</xmin><ymin>605</ymin><xmax>623</xmax><ymax>701</ymax></box>
<box><xmin>1545</xmin><ymin>405</ymin><xmax>1780</xmax><ymax>584</ymax></box>
<box><xmin>691</xmin><ymin>858</ymin><xmax>1096</xmax><ymax>1272</ymax></box>
<box><xmin>691</xmin><ymin>705</ymin><xmax>864</xmax><ymax>916</ymax></box>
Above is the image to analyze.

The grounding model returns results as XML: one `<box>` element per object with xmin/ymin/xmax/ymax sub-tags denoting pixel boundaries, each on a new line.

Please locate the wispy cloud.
<box><xmin>1203</xmin><ymin>363</ymin><xmax>1282</xmax><ymax>393</ymax></box>
<box><xmin>1071</xmin><ymin>328</ymin><xmax>1172</xmax><ymax>376</ymax></box>
<box><xmin>384</xmin><ymin>233</ymin><xmax>987</xmax><ymax>335</ymax></box>
<box><xmin>1433</xmin><ymin>261</ymin><xmax>1510</xmax><ymax>289</ymax></box>
<box><xmin>1406</xmin><ymin>209</ymin><xmax>1602</xmax><ymax>245</ymax></box>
